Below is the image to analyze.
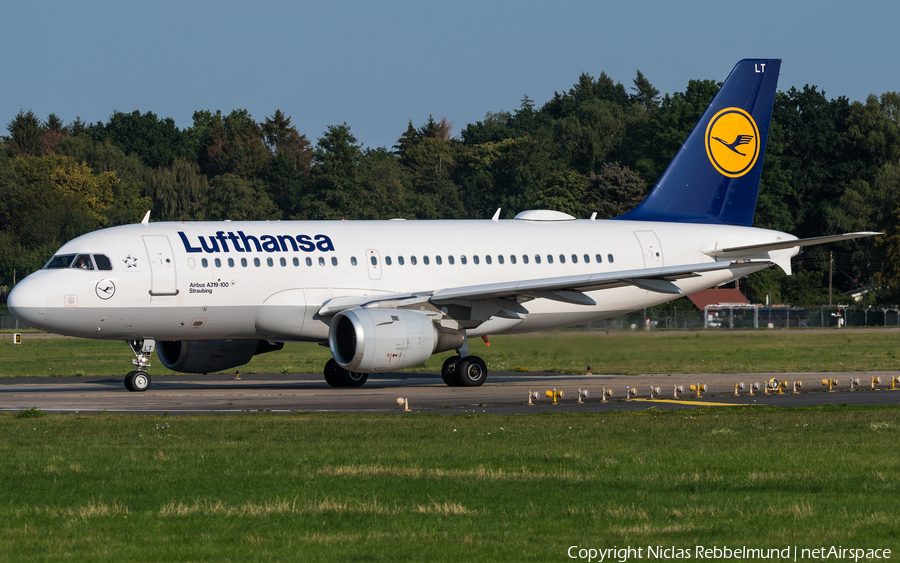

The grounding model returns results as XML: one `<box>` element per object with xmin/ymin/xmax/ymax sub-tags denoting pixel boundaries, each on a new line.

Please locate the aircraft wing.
<box><xmin>318</xmin><ymin>259</ymin><xmax>766</xmax><ymax>316</ymax></box>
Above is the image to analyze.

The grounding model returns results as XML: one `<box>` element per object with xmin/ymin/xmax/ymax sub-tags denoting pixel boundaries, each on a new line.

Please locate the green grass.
<box><xmin>2</xmin><ymin>329</ymin><xmax>900</xmax><ymax>377</ymax></box>
<box><xmin>0</xmin><ymin>407</ymin><xmax>897</xmax><ymax>561</ymax></box>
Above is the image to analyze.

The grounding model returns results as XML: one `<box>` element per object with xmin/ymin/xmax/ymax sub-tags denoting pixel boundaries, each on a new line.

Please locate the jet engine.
<box><xmin>157</xmin><ymin>340</ymin><xmax>284</xmax><ymax>374</ymax></box>
<box><xmin>329</xmin><ymin>308</ymin><xmax>464</xmax><ymax>372</ymax></box>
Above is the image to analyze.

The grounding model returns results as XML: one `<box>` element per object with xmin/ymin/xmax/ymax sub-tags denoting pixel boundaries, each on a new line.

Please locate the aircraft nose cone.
<box><xmin>7</xmin><ymin>279</ymin><xmax>48</xmax><ymax>329</ymax></box>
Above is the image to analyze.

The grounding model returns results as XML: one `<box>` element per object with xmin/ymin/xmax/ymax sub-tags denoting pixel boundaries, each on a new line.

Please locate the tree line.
<box><xmin>2</xmin><ymin>69</ymin><xmax>899</xmax><ymax>306</ymax></box>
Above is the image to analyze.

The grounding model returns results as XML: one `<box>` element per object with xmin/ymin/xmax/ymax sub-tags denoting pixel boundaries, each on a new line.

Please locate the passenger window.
<box><xmin>228</xmin><ymin>258</ymin><xmax>235</xmax><ymax>267</ymax></box>
<box><xmin>534</xmin><ymin>255</ymin><xmax>541</xmax><ymax>264</ymax></box>
<box><xmin>267</xmin><ymin>258</ymin><xmax>274</xmax><ymax>267</ymax></box>
<box><xmin>510</xmin><ymin>255</ymin><xmax>517</xmax><ymax>264</ymax></box>
<box><xmin>410</xmin><ymin>256</ymin><xmax>417</xmax><ymax>265</ymax></box>
<box><xmin>497</xmin><ymin>255</ymin><xmax>504</xmax><ymax>264</ymax></box>
<box><xmin>524</xmin><ymin>255</ymin><xmax>530</xmax><ymax>264</ymax></box>
<box><xmin>214</xmin><ymin>258</ymin><xmax>222</xmax><ymax>268</ymax></box>
<box><xmin>369</xmin><ymin>256</ymin><xmax>376</xmax><ymax>266</ymax></box>
<box><xmin>596</xmin><ymin>254</ymin><xmax>603</xmax><ymax>263</ymax></box>
<box><xmin>461</xmin><ymin>255</ymin><xmax>467</xmax><ymax>265</ymax></box>
<box><xmin>448</xmin><ymin>256</ymin><xmax>455</xmax><ymax>265</ymax></box>
<box><xmin>486</xmin><ymin>255</ymin><xmax>492</xmax><ymax>264</ymax></box>
<box><xmin>93</xmin><ymin>254</ymin><xmax>113</xmax><ymax>270</ymax></box>
<box><xmin>318</xmin><ymin>257</ymin><xmax>325</xmax><ymax>267</ymax></box>
<box><xmin>293</xmin><ymin>257</ymin><xmax>300</xmax><ymax>266</ymax></box>
<box><xmin>385</xmin><ymin>256</ymin><xmax>392</xmax><ymax>266</ymax></box>
<box><xmin>254</xmin><ymin>258</ymin><xmax>261</xmax><ymax>267</ymax></box>
<box><xmin>571</xmin><ymin>254</ymin><xmax>578</xmax><ymax>264</ymax></box>
<box><xmin>202</xmin><ymin>258</ymin><xmax>209</xmax><ymax>268</ymax></box>
<box><xmin>73</xmin><ymin>255</ymin><xmax>94</xmax><ymax>270</ymax></box>
<box><xmin>547</xmin><ymin>255</ymin><xmax>553</xmax><ymax>264</ymax></box>
<box><xmin>423</xmin><ymin>256</ymin><xmax>430</xmax><ymax>265</ymax></box>
<box><xmin>473</xmin><ymin>255</ymin><xmax>480</xmax><ymax>265</ymax></box>
<box><xmin>608</xmin><ymin>254</ymin><xmax>614</xmax><ymax>263</ymax></box>
<box><xmin>241</xmin><ymin>258</ymin><xmax>248</xmax><ymax>267</ymax></box>
<box><xmin>331</xmin><ymin>257</ymin><xmax>338</xmax><ymax>266</ymax></box>
<box><xmin>306</xmin><ymin>257</ymin><xmax>313</xmax><ymax>266</ymax></box>
<box><xmin>584</xmin><ymin>254</ymin><xmax>590</xmax><ymax>263</ymax></box>
<box><xmin>559</xmin><ymin>254</ymin><xmax>565</xmax><ymax>264</ymax></box>
<box><xmin>351</xmin><ymin>257</ymin><xmax>357</xmax><ymax>266</ymax></box>
<box><xmin>280</xmin><ymin>257</ymin><xmax>286</xmax><ymax>267</ymax></box>
<box><xmin>436</xmin><ymin>255</ymin><xmax>442</xmax><ymax>265</ymax></box>
<box><xmin>45</xmin><ymin>254</ymin><xmax>76</xmax><ymax>269</ymax></box>
<box><xmin>398</xmin><ymin>256</ymin><xmax>405</xmax><ymax>266</ymax></box>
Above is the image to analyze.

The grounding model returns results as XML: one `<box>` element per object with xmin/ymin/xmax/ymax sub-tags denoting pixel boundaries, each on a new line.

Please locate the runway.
<box><xmin>1</xmin><ymin>370</ymin><xmax>899</xmax><ymax>415</ymax></box>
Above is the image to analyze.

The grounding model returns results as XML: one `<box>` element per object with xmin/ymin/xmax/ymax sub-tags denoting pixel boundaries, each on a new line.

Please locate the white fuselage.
<box><xmin>10</xmin><ymin>216</ymin><xmax>795</xmax><ymax>342</ymax></box>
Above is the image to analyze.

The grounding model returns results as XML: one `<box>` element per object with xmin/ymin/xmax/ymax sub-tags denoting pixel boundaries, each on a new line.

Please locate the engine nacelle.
<box><xmin>157</xmin><ymin>340</ymin><xmax>284</xmax><ymax>374</ymax></box>
<box><xmin>329</xmin><ymin>308</ymin><xmax>464</xmax><ymax>372</ymax></box>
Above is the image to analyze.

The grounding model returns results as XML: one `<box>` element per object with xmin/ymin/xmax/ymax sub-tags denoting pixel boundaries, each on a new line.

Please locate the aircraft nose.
<box><xmin>7</xmin><ymin>279</ymin><xmax>48</xmax><ymax>329</ymax></box>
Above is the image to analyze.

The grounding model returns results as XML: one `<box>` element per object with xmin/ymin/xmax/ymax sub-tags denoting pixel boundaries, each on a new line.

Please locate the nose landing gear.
<box><xmin>125</xmin><ymin>339</ymin><xmax>155</xmax><ymax>392</ymax></box>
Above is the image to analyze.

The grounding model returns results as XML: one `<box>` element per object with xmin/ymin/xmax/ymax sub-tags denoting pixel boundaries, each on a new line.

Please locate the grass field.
<box><xmin>2</xmin><ymin>329</ymin><xmax>900</xmax><ymax>378</ymax></box>
<box><xmin>1</xmin><ymin>407</ymin><xmax>898</xmax><ymax>561</ymax></box>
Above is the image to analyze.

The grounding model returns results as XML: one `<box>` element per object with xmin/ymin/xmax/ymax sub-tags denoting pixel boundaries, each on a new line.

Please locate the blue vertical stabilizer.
<box><xmin>614</xmin><ymin>59</ymin><xmax>781</xmax><ymax>226</ymax></box>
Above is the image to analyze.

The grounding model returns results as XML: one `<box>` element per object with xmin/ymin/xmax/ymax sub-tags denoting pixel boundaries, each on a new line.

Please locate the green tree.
<box><xmin>4</xmin><ymin>110</ymin><xmax>46</xmax><ymax>157</ymax></box>
<box><xmin>147</xmin><ymin>159</ymin><xmax>209</xmax><ymax>221</ymax></box>
<box><xmin>581</xmin><ymin>164</ymin><xmax>646</xmax><ymax>218</ymax></box>
<box><xmin>207</xmin><ymin>173</ymin><xmax>279</xmax><ymax>221</ymax></box>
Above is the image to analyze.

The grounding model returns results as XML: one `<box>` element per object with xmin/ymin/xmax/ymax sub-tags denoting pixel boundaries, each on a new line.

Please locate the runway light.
<box><xmin>892</xmin><ymin>376</ymin><xmax>900</xmax><ymax>390</ymax></box>
<box><xmin>763</xmin><ymin>378</ymin><xmax>780</xmax><ymax>395</ymax></box>
<box><xmin>527</xmin><ymin>390</ymin><xmax>539</xmax><ymax>406</ymax></box>
<box><xmin>396</xmin><ymin>397</ymin><xmax>411</xmax><ymax>412</ymax></box>
<box><xmin>601</xmin><ymin>388</ymin><xmax>614</xmax><ymax>402</ymax></box>
<box><xmin>235</xmin><ymin>370</ymin><xmax>240</xmax><ymax>379</ymax></box>
<box><xmin>850</xmin><ymin>377</ymin><xmax>862</xmax><ymax>391</ymax></box>
<box><xmin>688</xmin><ymin>383</ymin><xmax>707</xmax><ymax>398</ymax></box>
<box><xmin>625</xmin><ymin>387</ymin><xmax>638</xmax><ymax>400</ymax></box>
<box><xmin>13</xmin><ymin>333</ymin><xmax>21</xmax><ymax>345</ymax></box>
<box><xmin>545</xmin><ymin>388</ymin><xmax>564</xmax><ymax>404</ymax></box>
<box><xmin>577</xmin><ymin>388</ymin><xmax>589</xmax><ymax>403</ymax></box>
<box><xmin>673</xmin><ymin>385</ymin><xmax>684</xmax><ymax>399</ymax></box>
<box><xmin>649</xmin><ymin>386</ymin><xmax>661</xmax><ymax>398</ymax></box>
<box><xmin>871</xmin><ymin>376</ymin><xmax>882</xmax><ymax>389</ymax></box>
<box><xmin>792</xmin><ymin>380</ymin><xmax>803</xmax><ymax>394</ymax></box>
<box><xmin>734</xmin><ymin>382</ymin><xmax>745</xmax><ymax>396</ymax></box>
<box><xmin>821</xmin><ymin>378</ymin><xmax>839</xmax><ymax>392</ymax></box>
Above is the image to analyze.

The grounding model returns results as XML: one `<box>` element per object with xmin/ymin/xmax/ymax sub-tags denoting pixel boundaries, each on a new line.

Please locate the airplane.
<box><xmin>7</xmin><ymin>59</ymin><xmax>879</xmax><ymax>392</ymax></box>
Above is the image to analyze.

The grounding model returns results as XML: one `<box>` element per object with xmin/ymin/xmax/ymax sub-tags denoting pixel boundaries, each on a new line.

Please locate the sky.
<box><xmin>2</xmin><ymin>0</ymin><xmax>898</xmax><ymax>151</ymax></box>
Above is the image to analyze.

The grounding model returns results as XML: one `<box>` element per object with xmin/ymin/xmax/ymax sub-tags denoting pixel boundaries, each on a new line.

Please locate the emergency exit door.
<box><xmin>143</xmin><ymin>235</ymin><xmax>178</xmax><ymax>296</ymax></box>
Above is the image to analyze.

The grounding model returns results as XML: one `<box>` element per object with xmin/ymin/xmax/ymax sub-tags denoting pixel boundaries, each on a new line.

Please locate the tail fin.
<box><xmin>615</xmin><ymin>59</ymin><xmax>781</xmax><ymax>226</ymax></box>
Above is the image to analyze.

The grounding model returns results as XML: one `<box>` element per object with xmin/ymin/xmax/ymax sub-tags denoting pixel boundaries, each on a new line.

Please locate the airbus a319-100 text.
<box><xmin>8</xmin><ymin>59</ymin><xmax>879</xmax><ymax>391</ymax></box>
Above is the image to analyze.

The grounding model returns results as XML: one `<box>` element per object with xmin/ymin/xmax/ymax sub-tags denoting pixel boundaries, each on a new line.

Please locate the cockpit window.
<box><xmin>94</xmin><ymin>254</ymin><xmax>113</xmax><ymax>270</ymax></box>
<box><xmin>44</xmin><ymin>254</ymin><xmax>77</xmax><ymax>269</ymax></box>
<box><xmin>72</xmin><ymin>255</ymin><xmax>94</xmax><ymax>270</ymax></box>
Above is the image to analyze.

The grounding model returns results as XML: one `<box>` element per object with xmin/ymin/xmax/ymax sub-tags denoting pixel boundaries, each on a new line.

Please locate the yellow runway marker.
<box><xmin>630</xmin><ymin>398</ymin><xmax>744</xmax><ymax>407</ymax></box>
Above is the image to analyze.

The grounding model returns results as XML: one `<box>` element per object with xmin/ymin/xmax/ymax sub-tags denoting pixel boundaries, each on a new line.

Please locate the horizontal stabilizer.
<box><xmin>705</xmin><ymin>232</ymin><xmax>882</xmax><ymax>257</ymax></box>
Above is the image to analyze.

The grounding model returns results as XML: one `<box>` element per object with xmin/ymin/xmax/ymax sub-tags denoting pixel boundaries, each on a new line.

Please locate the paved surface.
<box><xmin>1</xmin><ymin>370</ymin><xmax>898</xmax><ymax>415</ymax></box>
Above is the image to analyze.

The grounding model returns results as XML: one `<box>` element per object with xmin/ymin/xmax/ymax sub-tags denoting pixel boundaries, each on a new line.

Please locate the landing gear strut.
<box><xmin>323</xmin><ymin>358</ymin><xmax>368</xmax><ymax>388</ymax></box>
<box><xmin>125</xmin><ymin>339</ymin><xmax>154</xmax><ymax>392</ymax></box>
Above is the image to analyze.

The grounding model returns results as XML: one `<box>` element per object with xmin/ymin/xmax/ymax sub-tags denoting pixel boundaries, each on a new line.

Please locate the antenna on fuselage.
<box><xmin>141</xmin><ymin>210</ymin><xmax>151</xmax><ymax>225</ymax></box>
<box><xmin>491</xmin><ymin>208</ymin><xmax>501</xmax><ymax>222</ymax></box>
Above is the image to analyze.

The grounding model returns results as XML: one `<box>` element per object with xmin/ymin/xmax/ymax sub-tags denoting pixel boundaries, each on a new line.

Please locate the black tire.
<box><xmin>131</xmin><ymin>371</ymin><xmax>151</xmax><ymax>392</ymax></box>
<box><xmin>341</xmin><ymin>370</ymin><xmax>368</xmax><ymax>387</ymax></box>
<box><xmin>454</xmin><ymin>356</ymin><xmax>487</xmax><ymax>387</ymax></box>
<box><xmin>324</xmin><ymin>358</ymin><xmax>342</xmax><ymax>387</ymax></box>
<box><xmin>441</xmin><ymin>356</ymin><xmax>460</xmax><ymax>386</ymax></box>
<box><xmin>123</xmin><ymin>371</ymin><xmax>137</xmax><ymax>392</ymax></box>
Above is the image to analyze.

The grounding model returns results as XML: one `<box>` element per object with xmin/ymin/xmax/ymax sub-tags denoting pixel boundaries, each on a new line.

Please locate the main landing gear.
<box><xmin>323</xmin><ymin>358</ymin><xmax>369</xmax><ymax>388</ymax></box>
<box><xmin>124</xmin><ymin>339</ymin><xmax>154</xmax><ymax>392</ymax></box>
<box><xmin>441</xmin><ymin>355</ymin><xmax>487</xmax><ymax>387</ymax></box>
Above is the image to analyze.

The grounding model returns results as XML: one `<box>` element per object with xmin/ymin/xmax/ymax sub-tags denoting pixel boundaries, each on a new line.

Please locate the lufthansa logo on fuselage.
<box><xmin>178</xmin><ymin>231</ymin><xmax>335</xmax><ymax>254</ymax></box>
<box><xmin>95</xmin><ymin>279</ymin><xmax>116</xmax><ymax>300</ymax></box>
<box><xmin>704</xmin><ymin>107</ymin><xmax>760</xmax><ymax>178</ymax></box>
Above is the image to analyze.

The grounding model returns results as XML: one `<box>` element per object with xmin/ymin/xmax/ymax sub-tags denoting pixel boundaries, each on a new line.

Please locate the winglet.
<box><xmin>141</xmin><ymin>210</ymin><xmax>151</xmax><ymax>225</ymax></box>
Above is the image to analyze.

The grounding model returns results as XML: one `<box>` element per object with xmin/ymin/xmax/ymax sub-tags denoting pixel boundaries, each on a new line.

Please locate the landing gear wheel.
<box><xmin>342</xmin><ymin>370</ymin><xmax>368</xmax><ymax>388</ymax></box>
<box><xmin>454</xmin><ymin>356</ymin><xmax>487</xmax><ymax>387</ymax></box>
<box><xmin>324</xmin><ymin>359</ymin><xmax>341</xmax><ymax>387</ymax></box>
<box><xmin>323</xmin><ymin>359</ymin><xmax>369</xmax><ymax>388</ymax></box>
<box><xmin>131</xmin><ymin>371</ymin><xmax>151</xmax><ymax>392</ymax></box>
<box><xmin>441</xmin><ymin>356</ymin><xmax>460</xmax><ymax>387</ymax></box>
<box><xmin>124</xmin><ymin>370</ymin><xmax>138</xmax><ymax>392</ymax></box>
